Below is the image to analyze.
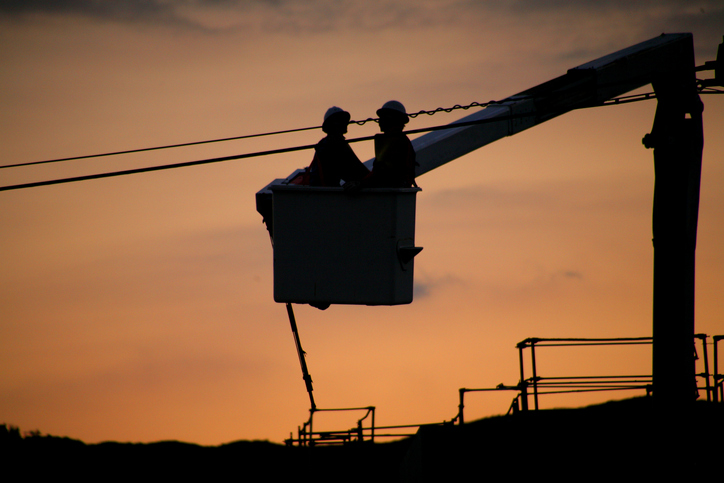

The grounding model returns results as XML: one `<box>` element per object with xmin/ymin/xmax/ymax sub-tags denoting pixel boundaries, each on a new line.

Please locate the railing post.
<box><xmin>714</xmin><ymin>336</ymin><xmax>723</xmax><ymax>403</ymax></box>
<box><xmin>458</xmin><ymin>389</ymin><xmax>465</xmax><ymax>425</ymax></box>
<box><xmin>695</xmin><ymin>334</ymin><xmax>711</xmax><ymax>401</ymax></box>
<box><xmin>370</xmin><ymin>407</ymin><xmax>375</xmax><ymax>443</ymax></box>
<box><xmin>519</xmin><ymin>381</ymin><xmax>529</xmax><ymax>412</ymax></box>
<box><xmin>508</xmin><ymin>395</ymin><xmax>519</xmax><ymax>415</ymax></box>
<box><xmin>531</xmin><ymin>341</ymin><xmax>539</xmax><ymax>410</ymax></box>
<box><xmin>517</xmin><ymin>341</ymin><xmax>529</xmax><ymax>412</ymax></box>
<box><xmin>309</xmin><ymin>409</ymin><xmax>315</xmax><ymax>447</ymax></box>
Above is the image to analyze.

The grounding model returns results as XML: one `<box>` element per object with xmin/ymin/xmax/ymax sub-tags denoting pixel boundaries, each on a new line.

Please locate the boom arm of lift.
<box><xmin>257</xmin><ymin>32</ymin><xmax>711</xmax><ymax>407</ymax></box>
<box><xmin>256</xmin><ymin>32</ymin><xmax>697</xmax><ymax>222</ymax></box>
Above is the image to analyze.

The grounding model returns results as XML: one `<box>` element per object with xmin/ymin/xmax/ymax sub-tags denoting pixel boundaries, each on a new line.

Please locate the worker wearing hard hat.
<box><xmin>308</xmin><ymin>107</ymin><xmax>369</xmax><ymax>187</ymax></box>
<box><xmin>360</xmin><ymin>100</ymin><xmax>417</xmax><ymax>189</ymax></box>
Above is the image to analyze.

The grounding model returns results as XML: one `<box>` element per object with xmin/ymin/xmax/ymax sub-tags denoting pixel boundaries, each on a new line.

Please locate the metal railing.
<box><xmin>285</xmin><ymin>404</ymin><xmax>455</xmax><ymax>446</ymax></box>
<box><xmin>286</xmin><ymin>406</ymin><xmax>375</xmax><ymax>447</ymax></box>
<box><xmin>517</xmin><ymin>337</ymin><xmax>654</xmax><ymax>411</ymax></box>
<box><xmin>284</xmin><ymin>406</ymin><xmax>455</xmax><ymax>447</ymax></box>
<box><xmin>284</xmin><ymin>334</ymin><xmax>722</xmax><ymax>443</ymax></box>
<box><xmin>694</xmin><ymin>333</ymin><xmax>724</xmax><ymax>402</ymax></box>
<box><xmin>456</xmin><ymin>334</ymin><xmax>723</xmax><ymax>424</ymax></box>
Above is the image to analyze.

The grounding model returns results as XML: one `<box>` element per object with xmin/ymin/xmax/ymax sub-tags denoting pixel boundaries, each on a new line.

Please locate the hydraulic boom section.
<box><xmin>256</xmin><ymin>33</ymin><xmax>707</xmax><ymax>405</ymax></box>
<box><xmin>409</xmin><ymin>33</ymin><xmax>698</xmax><ymax>177</ymax></box>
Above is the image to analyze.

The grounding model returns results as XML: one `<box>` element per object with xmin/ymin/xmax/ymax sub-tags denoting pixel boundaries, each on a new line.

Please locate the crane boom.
<box><xmin>257</xmin><ymin>32</ymin><xmax>706</xmax><ymax>408</ymax></box>
<box><xmin>409</xmin><ymin>33</ymin><xmax>693</xmax><ymax>177</ymax></box>
<box><xmin>256</xmin><ymin>33</ymin><xmax>694</xmax><ymax>214</ymax></box>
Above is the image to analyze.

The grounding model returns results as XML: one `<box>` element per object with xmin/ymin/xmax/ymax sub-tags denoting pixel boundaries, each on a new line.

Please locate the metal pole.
<box><xmin>646</xmin><ymin>47</ymin><xmax>704</xmax><ymax>406</ymax></box>
<box><xmin>371</xmin><ymin>407</ymin><xmax>375</xmax><ymax>443</ymax></box>
<box><xmin>531</xmin><ymin>341</ymin><xmax>539</xmax><ymax>410</ymax></box>
<box><xmin>309</xmin><ymin>410</ymin><xmax>315</xmax><ymax>447</ymax></box>
<box><xmin>714</xmin><ymin>336</ymin><xmax>722</xmax><ymax>403</ymax></box>
<box><xmin>518</xmin><ymin>343</ymin><xmax>529</xmax><ymax>411</ymax></box>
<box><xmin>519</xmin><ymin>382</ymin><xmax>529</xmax><ymax>413</ymax></box>
<box><xmin>458</xmin><ymin>389</ymin><xmax>465</xmax><ymax>425</ymax></box>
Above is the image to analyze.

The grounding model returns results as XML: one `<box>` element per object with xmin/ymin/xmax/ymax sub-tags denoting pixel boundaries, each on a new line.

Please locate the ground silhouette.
<box><xmin>3</xmin><ymin>397</ymin><xmax>721</xmax><ymax>481</ymax></box>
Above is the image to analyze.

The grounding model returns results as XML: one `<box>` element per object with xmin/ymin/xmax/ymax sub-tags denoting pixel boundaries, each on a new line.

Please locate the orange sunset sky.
<box><xmin>1</xmin><ymin>1</ymin><xmax>723</xmax><ymax>445</ymax></box>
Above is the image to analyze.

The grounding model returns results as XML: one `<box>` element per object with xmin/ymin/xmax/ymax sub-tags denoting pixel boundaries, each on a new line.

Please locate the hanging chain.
<box><xmin>350</xmin><ymin>100</ymin><xmax>500</xmax><ymax>126</ymax></box>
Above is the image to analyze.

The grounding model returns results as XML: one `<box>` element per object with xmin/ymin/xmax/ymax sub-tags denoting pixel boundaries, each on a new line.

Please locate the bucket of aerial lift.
<box><xmin>270</xmin><ymin>184</ymin><xmax>423</xmax><ymax>306</ymax></box>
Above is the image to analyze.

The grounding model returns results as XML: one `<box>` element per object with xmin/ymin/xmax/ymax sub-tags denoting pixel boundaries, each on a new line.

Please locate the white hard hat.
<box><xmin>323</xmin><ymin>106</ymin><xmax>350</xmax><ymax>124</ymax></box>
<box><xmin>377</xmin><ymin>100</ymin><xmax>408</xmax><ymax>123</ymax></box>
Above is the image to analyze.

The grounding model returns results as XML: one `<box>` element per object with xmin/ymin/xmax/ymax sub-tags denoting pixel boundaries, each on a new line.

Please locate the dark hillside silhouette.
<box><xmin>4</xmin><ymin>398</ymin><xmax>722</xmax><ymax>482</ymax></box>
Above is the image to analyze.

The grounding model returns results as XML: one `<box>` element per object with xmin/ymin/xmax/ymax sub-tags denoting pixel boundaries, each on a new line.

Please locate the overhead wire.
<box><xmin>0</xmin><ymin>100</ymin><xmax>618</xmax><ymax>191</ymax></box>
<box><xmin>1</xmin><ymin>100</ymin><xmax>506</xmax><ymax>171</ymax></box>
<box><xmin>1</xmin><ymin>107</ymin><xmax>538</xmax><ymax>191</ymax></box>
<box><xmin>3</xmin><ymin>86</ymin><xmax>721</xmax><ymax>192</ymax></box>
<box><xmin>600</xmin><ymin>91</ymin><xmax>657</xmax><ymax>106</ymax></box>
<box><xmin>3</xmin><ymin>70</ymin><xmax>720</xmax><ymax>173</ymax></box>
<box><xmin>0</xmin><ymin>125</ymin><xmax>324</xmax><ymax>170</ymax></box>
<box><xmin>0</xmin><ymin>141</ymin><xmax>331</xmax><ymax>192</ymax></box>
<box><xmin>599</xmin><ymin>86</ymin><xmax>719</xmax><ymax>106</ymax></box>
<box><xmin>0</xmin><ymin>105</ymin><xmax>540</xmax><ymax>192</ymax></box>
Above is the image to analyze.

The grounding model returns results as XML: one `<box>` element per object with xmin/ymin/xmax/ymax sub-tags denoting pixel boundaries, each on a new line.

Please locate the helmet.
<box><xmin>323</xmin><ymin>106</ymin><xmax>350</xmax><ymax>125</ymax></box>
<box><xmin>377</xmin><ymin>100</ymin><xmax>408</xmax><ymax>124</ymax></box>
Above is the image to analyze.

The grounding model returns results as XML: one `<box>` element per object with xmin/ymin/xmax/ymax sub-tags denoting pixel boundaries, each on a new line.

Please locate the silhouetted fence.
<box><xmin>285</xmin><ymin>406</ymin><xmax>454</xmax><ymax>446</ymax></box>
<box><xmin>285</xmin><ymin>333</ymin><xmax>722</xmax><ymax>444</ymax></box>
<box><xmin>286</xmin><ymin>406</ymin><xmax>375</xmax><ymax>447</ymax></box>
<box><xmin>457</xmin><ymin>334</ymin><xmax>723</xmax><ymax>424</ymax></box>
<box><xmin>517</xmin><ymin>337</ymin><xmax>654</xmax><ymax>412</ymax></box>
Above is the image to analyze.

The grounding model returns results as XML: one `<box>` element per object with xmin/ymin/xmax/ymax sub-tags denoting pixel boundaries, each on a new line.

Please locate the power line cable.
<box><xmin>1</xmin><ymin>100</ymin><xmax>496</xmax><ymax>171</ymax></box>
<box><xmin>0</xmin><ymin>141</ymin><xmax>342</xmax><ymax>192</ymax></box>
<box><xmin>0</xmin><ymin>125</ymin><xmax>324</xmax><ymax>170</ymax></box>
<box><xmin>0</xmin><ymin>95</ymin><xmax>667</xmax><ymax>192</ymax></box>
<box><xmin>9</xmin><ymin>87</ymin><xmax>721</xmax><ymax>192</ymax></box>
<box><xmin>3</xmin><ymin>108</ymin><xmax>558</xmax><ymax>192</ymax></box>
<box><xmin>2</xmin><ymin>76</ymin><xmax>718</xmax><ymax>171</ymax></box>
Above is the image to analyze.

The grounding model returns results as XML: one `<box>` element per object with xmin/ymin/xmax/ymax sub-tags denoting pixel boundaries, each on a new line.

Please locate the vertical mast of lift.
<box><xmin>645</xmin><ymin>39</ymin><xmax>704</xmax><ymax>406</ymax></box>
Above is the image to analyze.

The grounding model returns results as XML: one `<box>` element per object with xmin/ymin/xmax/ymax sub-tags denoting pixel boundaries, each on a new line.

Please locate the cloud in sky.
<box><xmin>0</xmin><ymin>0</ymin><xmax>178</xmax><ymax>22</ymax></box>
<box><xmin>413</xmin><ymin>272</ymin><xmax>466</xmax><ymax>299</ymax></box>
<box><xmin>0</xmin><ymin>0</ymin><xmax>452</xmax><ymax>30</ymax></box>
<box><xmin>3</xmin><ymin>0</ymin><xmax>721</xmax><ymax>43</ymax></box>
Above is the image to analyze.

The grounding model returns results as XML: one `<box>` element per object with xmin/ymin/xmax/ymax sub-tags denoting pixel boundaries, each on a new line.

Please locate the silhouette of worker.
<box><xmin>309</xmin><ymin>107</ymin><xmax>369</xmax><ymax>187</ymax></box>
<box><xmin>361</xmin><ymin>100</ymin><xmax>417</xmax><ymax>188</ymax></box>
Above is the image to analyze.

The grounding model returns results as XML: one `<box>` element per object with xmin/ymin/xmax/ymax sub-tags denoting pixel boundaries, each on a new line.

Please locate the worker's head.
<box><xmin>322</xmin><ymin>106</ymin><xmax>351</xmax><ymax>135</ymax></box>
<box><xmin>377</xmin><ymin>100</ymin><xmax>408</xmax><ymax>133</ymax></box>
